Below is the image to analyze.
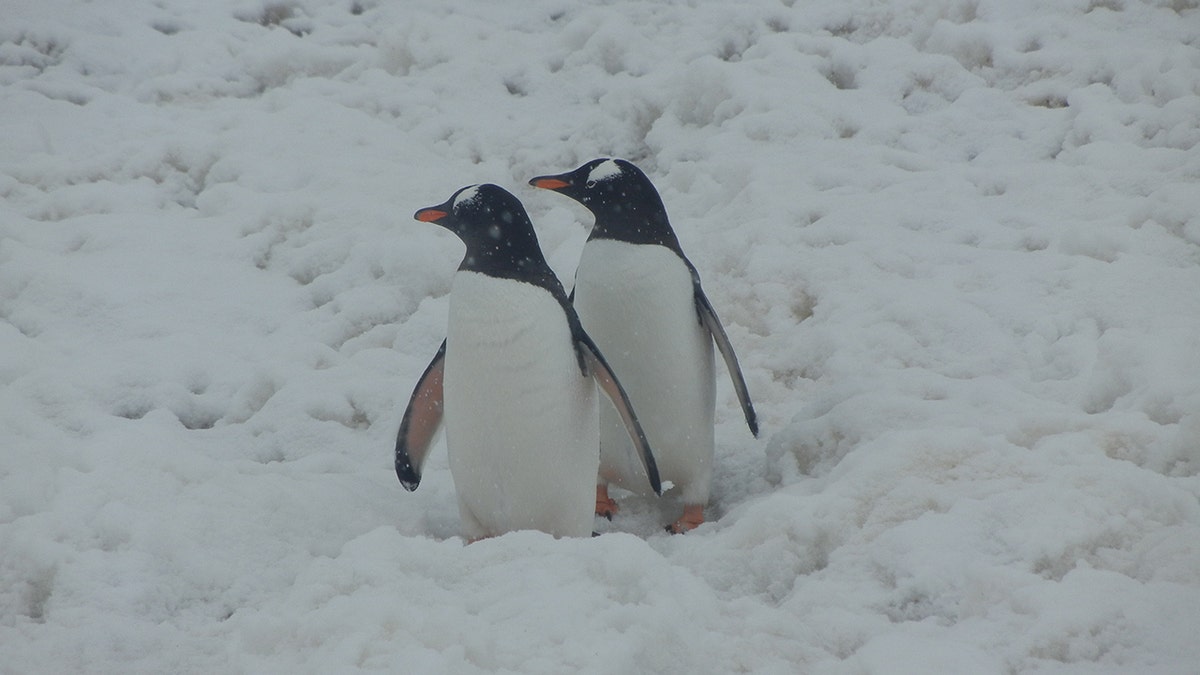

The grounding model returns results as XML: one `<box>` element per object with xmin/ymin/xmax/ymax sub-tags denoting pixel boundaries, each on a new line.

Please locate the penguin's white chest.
<box><xmin>574</xmin><ymin>240</ymin><xmax>715</xmax><ymax>503</ymax></box>
<box><xmin>442</xmin><ymin>272</ymin><xmax>598</xmax><ymax>538</ymax></box>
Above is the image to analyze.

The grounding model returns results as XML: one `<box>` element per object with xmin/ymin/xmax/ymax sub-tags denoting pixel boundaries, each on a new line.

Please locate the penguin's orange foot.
<box><xmin>666</xmin><ymin>504</ymin><xmax>705</xmax><ymax>534</ymax></box>
<box><xmin>596</xmin><ymin>498</ymin><xmax>619</xmax><ymax>520</ymax></box>
<box><xmin>595</xmin><ymin>485</ymin><xmax>619</xmax><ymax>520</ymax></box>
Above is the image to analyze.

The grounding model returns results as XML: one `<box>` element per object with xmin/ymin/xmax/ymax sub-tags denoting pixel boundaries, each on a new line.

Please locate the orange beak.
<box><xmin>530</xmin><ymin>177</ymin><xmax>570</xmax><ymax>190</ymax></box>
<box><xmin>414</xmin><ymin>208</ymin><xmax>448</xmax><ymax>223</ymax></box>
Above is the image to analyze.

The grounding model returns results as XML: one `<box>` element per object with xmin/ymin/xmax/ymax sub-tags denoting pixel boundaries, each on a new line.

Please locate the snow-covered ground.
<box><xmin>3</xmin><ymin>0</ymin><xmax>1199</xmax><ymax>672</ymax></box>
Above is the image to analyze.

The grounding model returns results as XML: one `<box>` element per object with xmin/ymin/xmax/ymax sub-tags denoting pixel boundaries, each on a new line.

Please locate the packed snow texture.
<box><xmin>3</xmin><ymin>0</ymin><xmax>1200</xmax><ymax>672</ymax></box>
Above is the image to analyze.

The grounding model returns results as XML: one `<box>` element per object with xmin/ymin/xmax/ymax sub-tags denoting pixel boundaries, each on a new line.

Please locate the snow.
<box><xmin>2</xmin><ymin>0</ymin><xmax>1199</xmax><ymax>672</ymax></box>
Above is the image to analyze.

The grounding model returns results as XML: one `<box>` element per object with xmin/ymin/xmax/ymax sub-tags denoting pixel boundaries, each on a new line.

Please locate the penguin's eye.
<box><xmin>585</xmin><ymin>180</ymin><xmax>597</xmax><ymax>189</ymax></box>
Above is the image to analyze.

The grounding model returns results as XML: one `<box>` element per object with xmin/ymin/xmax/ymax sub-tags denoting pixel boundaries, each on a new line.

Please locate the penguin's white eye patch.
<box><xmin>586</xmin><ymin>159</ymin><xmax>622</xmax><ymax>184</ymax></box>
<box><xmin>453</xmin><ymin>185</ymin><xmax>482</xmax><ymax>210</ymax></box>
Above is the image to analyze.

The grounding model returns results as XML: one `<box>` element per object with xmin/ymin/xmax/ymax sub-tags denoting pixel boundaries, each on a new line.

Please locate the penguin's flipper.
<box><xmin>694</xmin><ymin>286</ymin><xmax>759</xmax><ymax>438</ymax></box>
<box><xmin>394</xmin><ymin>340</ymin><xmax>447</xmax><ymax>491</ymax></box>
<box><xmin>577</xmin><ymin>336</ymin><xmax>663</xmax><ymax>496</ymax></box>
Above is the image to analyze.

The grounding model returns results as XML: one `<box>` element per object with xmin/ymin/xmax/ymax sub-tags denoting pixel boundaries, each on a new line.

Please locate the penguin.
<box><xmin>394</xmin><ymin>183</ymin><xmax>661</xmax><ymax>542</ymax></box>
<box><xmin>529</xmin><ymin>159</ymin><xmax>758</xmax><ymax>533</ymax></box>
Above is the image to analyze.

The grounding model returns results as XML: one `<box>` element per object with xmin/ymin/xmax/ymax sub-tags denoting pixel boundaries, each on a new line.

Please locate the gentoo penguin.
<box><xmin>394</xmin><ymin>183</ymin><xmax>661</xmax><ymax>541</ymax></box>
<box><xmin>530</xmin><ymin>159</ymin><xmax>758</xmax><ymax>533</ymax></box>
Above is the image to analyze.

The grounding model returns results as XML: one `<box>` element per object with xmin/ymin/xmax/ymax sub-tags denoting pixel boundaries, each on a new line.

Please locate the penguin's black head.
<box><xmin>529</xmin><ymin>158</ymin><xmax>659</xmax><ymax>214</ymax></box>
<box><xmin>414</xmin><ymin>183</ymin><xmax>551</xmax><ymax>278</ymax></box>
<box><xmin>530</xmin><ymin>158</ymin><xmax>678</xmax><ymax>249</ymax></box>
<box><xmin>414</xmin><ymin>183</ymin><xmax>531</xmax><ymax>240</ymax></box>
